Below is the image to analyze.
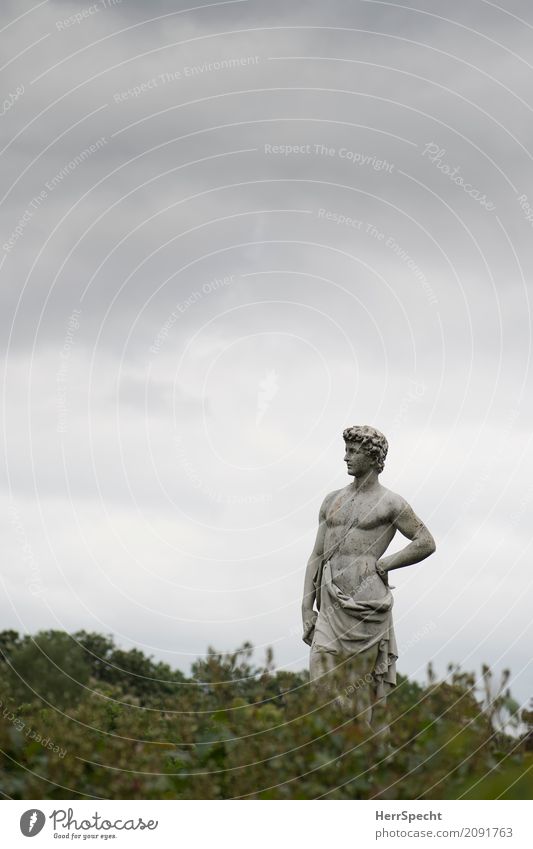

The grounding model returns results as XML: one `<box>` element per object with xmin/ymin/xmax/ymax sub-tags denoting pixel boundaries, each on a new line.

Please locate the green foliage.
<box><xmin>2</xmin><ymin>630</ymin><xmax>90</xmax><ymax>710</ymax></box>
<box><xmin>74</xmin><ymin>630</ymin><xmax>185</xmax><ymax>704</ymax></box>
<box><xmin>0</xmin><ymin>630</ymin><xmax>22</xmax><ymax>658</ymax></box>
<box><xmin>0</xmin><ymin>630</ymin><xmax>531</xmax><ymax>800</ymax></box>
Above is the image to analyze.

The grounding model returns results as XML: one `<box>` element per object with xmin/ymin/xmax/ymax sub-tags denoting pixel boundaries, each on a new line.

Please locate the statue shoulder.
<box><xmin>379</xmin><ymin>486</ymin><xmax>410</xmax><ymax>518</ymax></box>
<box><xmin>319</xmin><ymin>488</ymin><xmax>344</xmax><ymax>517</ymax></box>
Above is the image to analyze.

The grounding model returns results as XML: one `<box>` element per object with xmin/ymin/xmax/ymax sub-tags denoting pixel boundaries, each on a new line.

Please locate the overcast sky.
<box><xmin>1</xmin><ymin>0</ymin><xmax>532</xmax><ymax>706</ymax></box>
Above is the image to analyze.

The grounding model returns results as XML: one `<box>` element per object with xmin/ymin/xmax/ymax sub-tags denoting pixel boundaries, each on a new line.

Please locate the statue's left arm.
<box><xmin>377</xmin><ymin>497</ymin><xmax>436</xmax><ymax>574</ymax></box>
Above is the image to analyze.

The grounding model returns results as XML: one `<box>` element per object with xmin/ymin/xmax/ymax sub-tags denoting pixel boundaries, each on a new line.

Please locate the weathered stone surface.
<box><xmin>302</xmin><ymin>425</ymin><xmax>436</xmax><ymax>727</ymax></box>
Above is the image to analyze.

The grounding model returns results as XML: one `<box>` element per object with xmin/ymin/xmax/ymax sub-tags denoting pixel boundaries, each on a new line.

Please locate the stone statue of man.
<box><xmin>301</xmin><ymin>425</ymin><xmax>436</xmax><ymax>726</ymax></box>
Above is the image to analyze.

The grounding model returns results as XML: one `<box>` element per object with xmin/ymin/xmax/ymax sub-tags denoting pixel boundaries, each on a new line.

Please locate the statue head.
<box><xmin>342</xmin><ymin>425</ymin><xmax>388</xmax><ymax>476</ymax></box>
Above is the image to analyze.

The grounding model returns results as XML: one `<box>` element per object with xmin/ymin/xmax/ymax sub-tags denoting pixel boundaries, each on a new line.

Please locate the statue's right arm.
<box><xmin>302</xmin><ymin>495</ymin><xmax>331</xmax><ymax>615</ymax></box>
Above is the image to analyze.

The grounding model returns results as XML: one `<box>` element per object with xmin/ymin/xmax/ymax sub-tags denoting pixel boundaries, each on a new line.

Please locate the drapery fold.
<box><xmin>311</xmin><ymin>560</ymin><xmax>398</xmax><ymax>695</ymax></box>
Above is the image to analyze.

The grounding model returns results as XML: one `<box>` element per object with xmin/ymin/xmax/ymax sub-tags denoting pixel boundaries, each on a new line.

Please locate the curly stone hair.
<box><xmin>342</xmin><ymin>425</ymin><xmax>388</xmax><ymax>473</ymax></box>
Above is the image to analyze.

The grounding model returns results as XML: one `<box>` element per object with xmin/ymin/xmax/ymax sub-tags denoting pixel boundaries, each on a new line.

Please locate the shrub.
<box><xmin>0</xmin><ymin>632</ymin><xmax>531</xmax><ymax>800</ymax></box>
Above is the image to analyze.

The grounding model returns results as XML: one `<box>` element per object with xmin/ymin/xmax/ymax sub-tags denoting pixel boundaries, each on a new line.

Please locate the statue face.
<box><xmin>344</xmin><ymin>440</ymin><xmax>376</xmax><ymax>477</ymax></box>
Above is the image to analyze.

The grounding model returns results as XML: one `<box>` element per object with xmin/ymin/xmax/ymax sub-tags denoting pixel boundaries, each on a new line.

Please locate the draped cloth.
<box><xmin>311</xmin><ymin>559</ymin><xmax>398</xmax><ymax>698</ymax></box>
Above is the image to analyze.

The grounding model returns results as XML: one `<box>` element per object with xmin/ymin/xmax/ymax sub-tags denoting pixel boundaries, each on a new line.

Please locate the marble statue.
<box><xmin>301</xmin><ymin>425</ymin><xmax>436</xmax><ymax>728</ymax></box>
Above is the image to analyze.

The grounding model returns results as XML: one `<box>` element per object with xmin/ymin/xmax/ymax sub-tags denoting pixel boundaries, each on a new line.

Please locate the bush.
<box><xmin>2</xmin><ymin>630</ymin><xmax>90</xmax><ymax>710</ymax></box>
<box><xmin>0</xmin><ymin>632</ymin><xmax>531</xmax><ymax>800</ymax></box>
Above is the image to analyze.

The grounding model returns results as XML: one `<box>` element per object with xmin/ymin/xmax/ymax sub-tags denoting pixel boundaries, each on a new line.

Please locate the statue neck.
<box><xmin>351</xmin><ymin>470</ymin><xmax>379</xmax><ymax>492</ymax></box>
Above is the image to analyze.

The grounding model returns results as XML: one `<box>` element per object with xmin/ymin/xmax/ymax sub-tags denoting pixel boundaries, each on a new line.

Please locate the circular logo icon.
<box><xmin>20</xmin><ymin>809</ymin><xmax>46</xmax><ymax>837</ymax></box>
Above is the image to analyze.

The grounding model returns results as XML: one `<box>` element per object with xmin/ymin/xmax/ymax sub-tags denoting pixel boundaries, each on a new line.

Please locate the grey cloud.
<box><xmin>1</xmin><ymin>0</ymin><xmax>532</xmax><ymax>702</ymax></box>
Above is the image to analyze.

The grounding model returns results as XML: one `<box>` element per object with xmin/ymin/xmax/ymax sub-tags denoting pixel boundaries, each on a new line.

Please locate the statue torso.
<box><xmin>323</xmin><ymin>485</ymin><xmax>396</xmax><ymax>597</ymax></box>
